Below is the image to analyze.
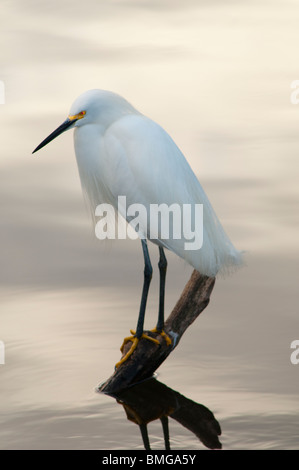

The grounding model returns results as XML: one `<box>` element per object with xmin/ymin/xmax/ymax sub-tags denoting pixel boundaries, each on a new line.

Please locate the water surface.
<box><xmin>1</xmin><ymin>0</ymin><xmax>299</xmax><ymax>450</ymax></box>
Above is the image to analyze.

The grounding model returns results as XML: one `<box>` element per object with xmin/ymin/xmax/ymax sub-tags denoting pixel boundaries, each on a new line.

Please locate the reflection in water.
<box><xmin>100</xmin><ymin>377</ymin><xmax>222</xmax><ymax>450</ymax></box>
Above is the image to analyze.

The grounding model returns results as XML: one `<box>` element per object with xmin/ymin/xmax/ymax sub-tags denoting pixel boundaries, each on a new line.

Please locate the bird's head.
<box><xmin>32</xmin><ymin>89</ymin><xmax>136</xmax><ymax>154</ymax></box>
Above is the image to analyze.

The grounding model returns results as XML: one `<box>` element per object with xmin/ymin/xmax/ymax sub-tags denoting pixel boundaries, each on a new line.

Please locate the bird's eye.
<box><xmin>80</xmin><ymin>111</ymin><xmax>86</xmax><ymax>116</ymax></box>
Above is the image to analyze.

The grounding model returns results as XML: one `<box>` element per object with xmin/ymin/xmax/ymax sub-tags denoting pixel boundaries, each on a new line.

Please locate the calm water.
<box><xmin>1</xmin><ymin>0</ymin><xmax>299</xmax><ymax>449</ymax></box>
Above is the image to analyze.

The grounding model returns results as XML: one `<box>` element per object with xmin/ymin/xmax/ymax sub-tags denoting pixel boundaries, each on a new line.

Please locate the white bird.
<box><xmin>33</xmin><ymin>89</ymin><xmax>242</xmax><ymax>367</ymax></box>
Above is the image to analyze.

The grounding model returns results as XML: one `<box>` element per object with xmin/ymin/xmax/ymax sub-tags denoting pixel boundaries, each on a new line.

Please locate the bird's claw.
<box><xmin>150</xmin><ymin>327</ymin><xmax>172</xmax><ymax>346</ymax></box>
<box><xmin>120</xmin><ymin>329</ymin><xmax>160</xmax><ymax>353</ymax></box>
<box><xmin>115</xmin><ymin>327</ymin><xmax>172</xmax><ymax>368</ymax></box>
<box><xmin>115</xmin><ymin>330</ymin><xmax>160</xmax><ymax>368</ymax></box>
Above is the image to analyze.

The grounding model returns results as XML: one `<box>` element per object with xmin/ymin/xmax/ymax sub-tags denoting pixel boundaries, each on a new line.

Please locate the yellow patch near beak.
<box><xmin>68</xmin><ymin>111</ymin><xmax>86</xmax><ymax>121</ymax></box>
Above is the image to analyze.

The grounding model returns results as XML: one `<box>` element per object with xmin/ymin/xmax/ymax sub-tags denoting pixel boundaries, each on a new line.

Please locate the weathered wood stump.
<box><xmin>99</xmin><ymin>270</ymin><xmax>215</xmax><ymax>394</ymax></box>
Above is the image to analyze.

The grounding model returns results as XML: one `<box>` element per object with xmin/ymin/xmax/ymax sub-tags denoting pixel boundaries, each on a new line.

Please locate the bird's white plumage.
<box><xmin>71</xmin><ymin>89</ymin><xmax>242</xmax><ymax>277</ymax></box>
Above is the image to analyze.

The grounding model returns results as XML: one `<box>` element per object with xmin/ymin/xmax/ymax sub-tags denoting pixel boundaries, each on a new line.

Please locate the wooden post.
<box><xmin>99</xmin><ymin>270</ymin><xmax>215</xmax><ymax>394</ymax></box>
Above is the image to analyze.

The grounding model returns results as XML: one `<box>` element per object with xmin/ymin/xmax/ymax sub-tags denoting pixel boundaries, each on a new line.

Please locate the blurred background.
<box><xmin>1</xmin><ymin>0</ymin><xmax>299</xmax><ymax>449</ymax></box>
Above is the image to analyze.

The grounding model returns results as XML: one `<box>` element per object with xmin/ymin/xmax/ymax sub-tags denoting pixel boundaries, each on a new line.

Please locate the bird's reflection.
<box><xmin>101</xmin><ymin>377</ymin><xmax>222</xmax><ymax>450</ymax></box>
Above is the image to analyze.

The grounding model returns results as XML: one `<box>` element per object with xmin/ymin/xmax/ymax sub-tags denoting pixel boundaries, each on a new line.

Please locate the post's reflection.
<box><xmin>102</xmin><ymin>377</ymin><xmax>222</xmax><ymax>450</ymax></box>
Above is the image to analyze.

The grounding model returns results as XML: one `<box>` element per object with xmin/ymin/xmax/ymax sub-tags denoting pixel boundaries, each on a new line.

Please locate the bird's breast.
<box><xmin>73</xmin><ymin>124</ymin><xmax>115</xmax><ymax>211</ymax></box>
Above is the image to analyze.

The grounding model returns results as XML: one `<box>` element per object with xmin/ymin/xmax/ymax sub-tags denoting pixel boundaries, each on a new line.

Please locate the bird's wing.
<box><xmin>102</xmin><ymin>114</ymin><xmax>242</xmax><ymax>276</ymax></box>
<box><xmin>103</xmin><ymin>114</ymin><xmax>201</xmax><ymax>208</ymax></box>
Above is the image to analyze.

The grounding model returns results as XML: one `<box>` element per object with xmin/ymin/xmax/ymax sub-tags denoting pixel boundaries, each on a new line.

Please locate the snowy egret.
<box><xmin>33</xmin><ymin>89</ymin><xmax>242</xmax><ymax>367</ymax></box>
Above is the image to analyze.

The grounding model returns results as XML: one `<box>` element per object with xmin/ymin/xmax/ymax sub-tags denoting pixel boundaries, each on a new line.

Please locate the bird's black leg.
<box><xmin>135</xmin><ymin>239</ymin><xmax>153</xmax><ymax>338</ymax></box>
<box><xmin>116</xmin><ymin>241</ymin><xmax>169</xmax><ymax>368</ymax></box>
<box><xmin>156</xmin><ymin>246</ymin><xmax>167</xmax><ymax>332</ymax></box>
<box><xmin>139</xmin><ymin>423</ymin><xmax>151</xmax><ymax>450</ymax></box>
<box><xmin>160</xmin><ymin>415</ymin><xmax>171</xmax><ymax>450</ymax></box>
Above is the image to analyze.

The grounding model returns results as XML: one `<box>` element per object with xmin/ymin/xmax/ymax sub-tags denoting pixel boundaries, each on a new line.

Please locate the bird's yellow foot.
<box><xmin>150</xmin><ymin>327</ymin><xmax>172</xmax><ymax>346</ymax></box>
<box><xmin>115</xmin><ymin>329</ymin><xmax>160</xmax><ymax>368</ymax></box>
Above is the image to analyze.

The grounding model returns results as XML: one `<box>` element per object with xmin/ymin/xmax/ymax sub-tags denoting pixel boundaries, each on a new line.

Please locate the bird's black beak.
<box><xmin>32</xmin><ymin>117</ymin><xmax>77</xmax><ymax>154</ymax></box>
